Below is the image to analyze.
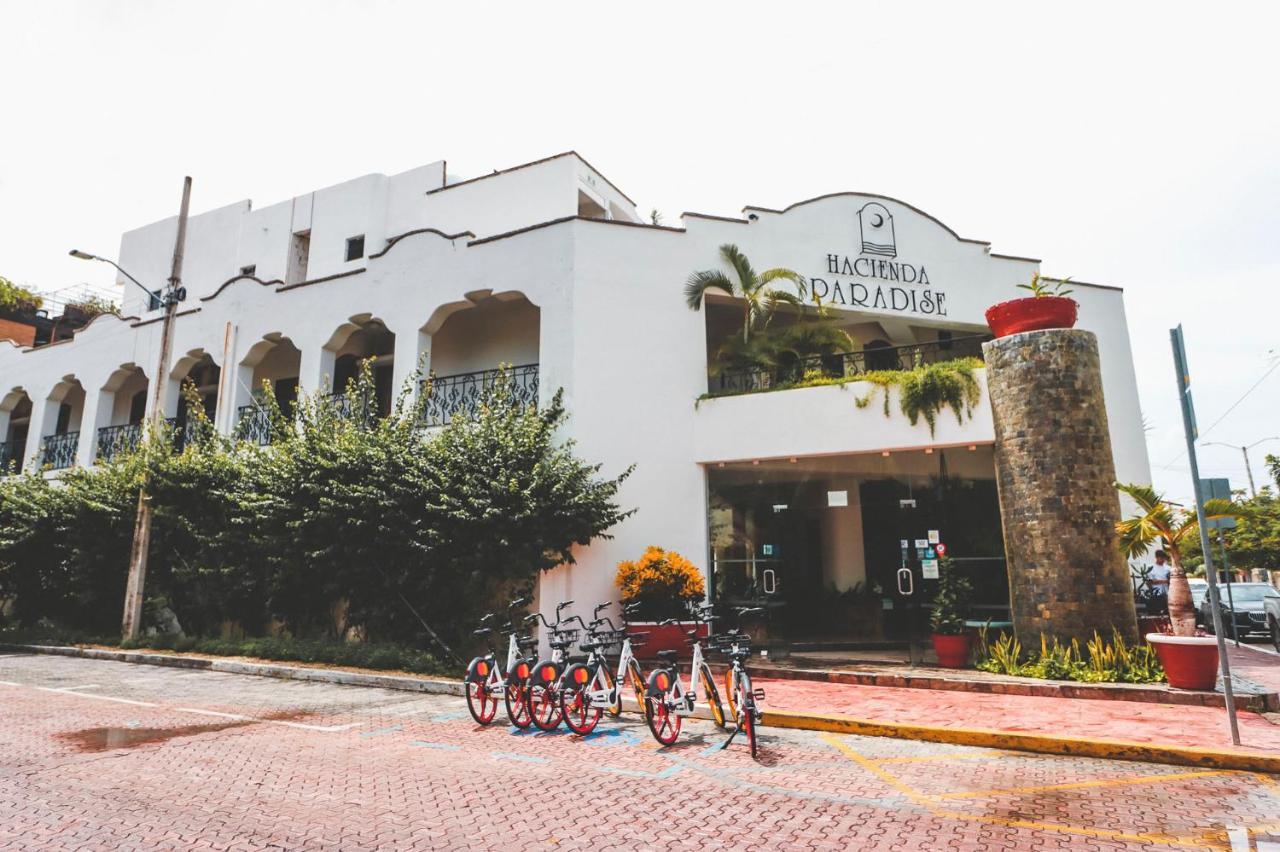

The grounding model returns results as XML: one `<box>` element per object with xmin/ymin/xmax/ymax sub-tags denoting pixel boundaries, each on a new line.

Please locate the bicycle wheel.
<box><xmin>527</xmin><ymin>682</ymin><xmax>563</xmax><ymax>731</ymax></box>
<box><xmin>504</xmin><ymin>676</ymin><xmax>532</xmax><ymax>729</ymax></box>
<box><xmin>724</xmin><ymin>668</ymin><xmax>741</xmax><ymax>720</ymax></box>
<box><xmin>465</xmin><ymin>679</ymin><xmax>498</xmax><ymax>725</ymax></box>
<box><xmin>735</xmin><ymin>671</ymin><xmax>758</xmax><ymax>758</ymax></box>
<box><xmin>699</xmin><ymin>663</ymin><xmax>726</xmax><ymax>728</ymax></box>
<box><xmin>560</xmin><ymin>665</ymin><xmax>602</xmax><ymax>735</ymax></box>
<box><xmin>644</xmin><ymin>669</ymin><xmax>681</xmax><ymax>746</ymax></box>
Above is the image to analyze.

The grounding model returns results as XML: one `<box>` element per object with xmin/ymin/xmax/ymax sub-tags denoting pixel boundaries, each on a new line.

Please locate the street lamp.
<box><xmin>68</xmin><ymin>176</ymin><xmax>192</xmax><ymax>640</ymax></box>
<box><xmin>1201</xmin><ymin>437</ymin><xmax>1280</xmax><ymax>497</ymax></box>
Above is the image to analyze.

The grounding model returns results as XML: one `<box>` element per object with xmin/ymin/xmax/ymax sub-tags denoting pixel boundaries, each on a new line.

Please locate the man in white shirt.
<box><xmin>1147</xmin><ymin>550</ymin><xmax>1171</xmax><ymax>614</ymax></box>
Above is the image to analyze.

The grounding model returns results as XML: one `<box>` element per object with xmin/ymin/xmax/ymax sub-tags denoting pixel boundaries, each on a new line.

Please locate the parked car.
<box><xmin>1265</xmin><ymin>587</ymin><xmax>1280</xmax><ymax>651</ymax></box>
<box><xmin>1199</xmin><ymin>583</ymin><xmax>1280</xmax><ymax>640</ymax></box>
<box><xmin>1189</xmin><ymin>579</ymin><xmax>1208</xmax><ymax>623</ymax></box>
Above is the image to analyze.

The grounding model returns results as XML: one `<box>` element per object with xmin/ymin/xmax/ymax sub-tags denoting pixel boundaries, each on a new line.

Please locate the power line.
<box><xmin>1157</xmin><ymin>349</ymin><xmax>1280</xmax><ymax>471</ymax></box>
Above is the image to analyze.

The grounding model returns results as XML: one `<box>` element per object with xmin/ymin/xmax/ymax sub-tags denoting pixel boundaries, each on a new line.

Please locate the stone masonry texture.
<box><xmin>983</xmin><ymin>329</ymin><xmax>1139</xmax><ymax>646</ymax></box>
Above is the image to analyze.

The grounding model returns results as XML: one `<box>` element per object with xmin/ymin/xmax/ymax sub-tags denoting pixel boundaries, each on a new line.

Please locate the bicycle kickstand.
<box><xmin>720</xmin><ymin>723</ymin><xmax>742</xmax><ymax>750</ymax></box>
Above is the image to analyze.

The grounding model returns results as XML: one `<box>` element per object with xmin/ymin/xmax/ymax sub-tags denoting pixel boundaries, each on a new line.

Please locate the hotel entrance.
<box><xmin>706</xmin><ymin>448</ymin><xmax>1008</xmax><ymax>646</ymax></box>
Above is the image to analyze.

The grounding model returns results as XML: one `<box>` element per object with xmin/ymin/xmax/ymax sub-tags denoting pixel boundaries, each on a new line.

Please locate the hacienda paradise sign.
<box><xmin>804</xmin><ymin>201</ymin><xmax>949</xmax><ymax>317</ymax></box>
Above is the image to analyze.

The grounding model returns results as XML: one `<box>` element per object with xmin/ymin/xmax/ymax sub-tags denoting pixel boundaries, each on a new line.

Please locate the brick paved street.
<box><xmin>2</xmin><ymin>653</ymin><xmax>1278</xmax><ymax>850</ymax></box>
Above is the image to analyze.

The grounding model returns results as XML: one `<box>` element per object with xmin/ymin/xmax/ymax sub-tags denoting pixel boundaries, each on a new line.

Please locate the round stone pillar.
<box><xmin>983</xmin><ymin>329</ymin><xmax>1138</xmax><ymax>646</ymax></box>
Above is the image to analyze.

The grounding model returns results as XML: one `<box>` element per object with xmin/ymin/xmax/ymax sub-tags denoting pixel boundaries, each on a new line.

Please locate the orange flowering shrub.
<box><xmin>615</xmin><ymin>546</ymin><xmax>706</xmax><ymax>621</ymax></box>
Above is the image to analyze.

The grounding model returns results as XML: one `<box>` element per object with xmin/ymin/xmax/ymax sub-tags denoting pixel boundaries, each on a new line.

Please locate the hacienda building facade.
<box><xmin>0</xmin><ymin>152</ymin><xmax>1152</xmax><ymax>642</ymax></box>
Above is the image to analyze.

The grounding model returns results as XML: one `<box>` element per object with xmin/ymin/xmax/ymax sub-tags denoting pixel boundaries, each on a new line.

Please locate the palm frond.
<box><xmin>1115</xmin><ymin>482</ymin><xmax>1162</xmax><ymax>513</ymax></box>
<box><xmin>684</xmin><ymin>270</ymin><xmax>735</xmax><ymax>310</ymax></box>
<box><xmin>759</xmin><ymin>268</ymin><xmax>809</xmax><ymax>302</ymax></box>
<box><xmin>719</xmin><ymin>244</ymin><xmax>757</xmax><ymax>295</ymax></box>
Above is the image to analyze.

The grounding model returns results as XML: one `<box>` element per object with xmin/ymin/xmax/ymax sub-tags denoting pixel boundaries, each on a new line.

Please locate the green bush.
<box><xmin>975</xmin><ymin>627</ymin><xmax>1164</xmax><ymax>684</ymax></box>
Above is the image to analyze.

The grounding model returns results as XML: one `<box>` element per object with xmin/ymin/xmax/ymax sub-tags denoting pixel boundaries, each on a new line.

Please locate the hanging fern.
<box><xmin>854</xmin><ymin>357</ymin><xmax>983</xmax><ymax>436</ymax></box>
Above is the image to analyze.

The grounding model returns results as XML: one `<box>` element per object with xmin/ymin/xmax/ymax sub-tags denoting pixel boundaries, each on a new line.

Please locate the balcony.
<box><xmin>97</xmin><ymin>423</ymin><xmax>143</xmax><ymax>463</ymax></box>
<box><xmin>0</xmin><ymin>441</ymin><xmax>23</xmax><ymax>474</ymax></box>
<box><xmin>39</xmin><ymin>432</ymin><xmax>79</xmax><ymax>470</ymax></box>
<box><xmin>236</xmin><ymin>404</ymin><xmax>274</xmax><ymax>445</ymax></box>
<box><xmin>421</xmin><ymin>363</ymin><xmax>539</xmax><ymax>427</ymax></box>
<box><xmin>709</xmin><ymin>335</ymin><xmax>988</xmax><ymax>397</ymax></box>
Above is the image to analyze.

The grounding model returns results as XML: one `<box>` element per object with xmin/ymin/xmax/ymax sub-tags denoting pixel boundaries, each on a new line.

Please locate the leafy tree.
<box><xmin>1183</xmin><ymin>487</ymin><xmax>1280</xmax><ymax>574</ymax></box>
<box><xmin>0</xmin><ymin>276</ymin><xmax>42</xmax><ymax>313</ymax></box>
<box><xmin>684</xmin><ymin>244</ymin><xmax>809</xmax><ymax>343</ymax></box>
<box><xmin>1114</xmin><ymin>482</ymin><xmax>1235</xmax><ymax>636</ymax></box>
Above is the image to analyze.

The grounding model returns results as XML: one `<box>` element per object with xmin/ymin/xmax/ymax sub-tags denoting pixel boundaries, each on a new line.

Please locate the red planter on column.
<box><xmin>931</xmin><ymin>633</ymin><xmax>972</xmax><ymax>668</ymax></box>
<box><xmin>984</xmin><ymin>296</ymin><xmax>1078</xmax><ymax>338</ymax></box>
<box><xmin>1147</xmin><ymin>634</ymin><xmax>1220</xmax><ymax>691</ymax></box>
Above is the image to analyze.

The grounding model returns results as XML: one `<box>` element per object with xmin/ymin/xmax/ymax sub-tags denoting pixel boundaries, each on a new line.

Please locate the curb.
<box><xmin>9</xmin><ymin>643</ymin><xmax>1277</xmax><ymax>772</ymax></box>
<box><xmin>763</xmin><ymin>709</ymin><xmax>1280</xmax><ymax>774</ymax></box>
<box><xmin>1</xmin><ymin>643</ymin><xmax>464</xmax><ymax>697</ymax></box>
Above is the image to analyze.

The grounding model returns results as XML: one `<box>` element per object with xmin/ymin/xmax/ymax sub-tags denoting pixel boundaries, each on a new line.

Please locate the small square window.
<box><xmin>345</xmin><ymin>235</ymin><xmax>365</xmax><ymax>262</ymax></box>
<box><xmin>240</xmin><ymin>264</ymin><xmax>256</xmax><ymax>276</ymax></box>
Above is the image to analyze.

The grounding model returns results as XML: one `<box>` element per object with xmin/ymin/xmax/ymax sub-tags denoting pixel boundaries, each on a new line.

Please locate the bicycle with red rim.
<box><xmin>462</xmin><ymin>597</ymin><xmax>539</xmax><ymax>727</ymax></box>
<box><xmin>558</xmin><ymin>602</ymin><xmax>649</xmax><ymax>735</ymax></box>
<box><xmin>523</xmin><ymin>600</ymin><xmax>587</xmax><ymax>731</ymax></box>
<box><xmin>641</xmin><ymin>602</ymin><xmax>727</xmax><ymax>747</ymax></box>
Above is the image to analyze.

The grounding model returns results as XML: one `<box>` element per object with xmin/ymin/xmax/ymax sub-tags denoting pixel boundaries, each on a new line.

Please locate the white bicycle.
<box><xmin>463</xmin><ymin>598</ymin><xmax>538</xmax><ymax>727</ymax></box>
<box><xmin>643</xmin><ymin>603</ymin><xmax>727</xmax><ymax>745</ymax></box>
<box><xmin>558</xmin><ymin>602</ymin><xmax>649</xmax><ymax>735</ymax></box>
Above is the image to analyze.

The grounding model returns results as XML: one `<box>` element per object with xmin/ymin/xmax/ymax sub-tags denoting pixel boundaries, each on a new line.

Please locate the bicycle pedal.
<box><xmin>753</xmin><ymin>689</ymin><xmax>766</xmax><ymax>700</ymax></box>
<box><xmin>685</xmin><ymin>691</ymin><xmax>696</xmax><ymax>703</ymax></box>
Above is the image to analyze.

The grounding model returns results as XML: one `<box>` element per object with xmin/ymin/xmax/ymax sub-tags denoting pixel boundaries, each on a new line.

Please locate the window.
<box><xmin>240</xmin><ymin>264</ymin><xmax>256</xmax><ymax>276</ymax></box>
<box><xmin>345</xmin><ymin>235</ymin><xmax>365</xmax><ymax>262</ymax></box>
<box><xmin>148</xmin><ymin>289</ymin><xmax>163</xmax><ymax>311</ymax></box>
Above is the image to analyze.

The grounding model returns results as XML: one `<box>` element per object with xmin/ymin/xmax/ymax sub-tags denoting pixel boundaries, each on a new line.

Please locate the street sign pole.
<box><xmin>1171</xmin><ymin>325</ymin><xmax>1240</xmax><ymax>745</ymax></box>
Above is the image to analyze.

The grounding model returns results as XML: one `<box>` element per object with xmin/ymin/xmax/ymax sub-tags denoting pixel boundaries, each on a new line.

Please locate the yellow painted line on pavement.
<box><xmin>933</xmin><ymin>767</ymin><xmax>1232</xmax><ymax>799</ymax></box>
<box><xmin>766</xmin><ymin>709</ymin><xmax>1280</xmax><ymax>773</ymax></box>
<box><xmin>821</xmin><ymin>731</ymin><xmax>1231</xmax><ymax>850</ymax></box>
<box><xmin>874</xmin><ymin>749</ymin><xmax>1005</xmax><ymax>765</ymax></box>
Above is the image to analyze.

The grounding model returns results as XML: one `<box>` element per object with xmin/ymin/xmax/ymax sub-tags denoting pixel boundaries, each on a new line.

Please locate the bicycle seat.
<box><xmin>656</xmin><ymin>649</ymin><xmax>680</xmax><ymax>662</ymax></box>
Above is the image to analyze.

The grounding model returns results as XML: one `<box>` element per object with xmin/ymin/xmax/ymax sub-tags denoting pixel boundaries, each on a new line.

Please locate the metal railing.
<box><xmin>236</xmin><ymin>404</ymin><xmax>274</xmax><ymax>445</ymax></box>
<box><xmin>164</xmin><ymin>417</ymin><xmax>200</xmax><ymax>452</ymax></box>
<box><xmin>420</xmin><ymin>363</ymin><xmax>539</xmax><ymax>427</ymax></box>
<box><xmin>0</xmin><ymin>440</ymin><xmax>23</xmax><ymax>474</ymax></box>
<box><xmin>97</xmin><ymin>423</ymin><xmax>143</xmax><ymax>463</ymax></box>
<box><xmin>710</xmin><ymin>335</ymin><xmax>989</xmax><ymax>396</ymax></box>
<box><xmin>40</xmin><ymin>432</ymin><xmax>80</xmax><ymax>470</ymax></box>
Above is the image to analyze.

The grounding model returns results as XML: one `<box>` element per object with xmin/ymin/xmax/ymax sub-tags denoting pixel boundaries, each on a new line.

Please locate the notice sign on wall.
<box><xmin>827</xmin><ymin>490</ymin><xmax>848</xmax><ymax>507</ymax></box>
<box><xmin>921</xmin><ymin>559</ymin><xmax>940</xmax><ymax>579</ymax></box>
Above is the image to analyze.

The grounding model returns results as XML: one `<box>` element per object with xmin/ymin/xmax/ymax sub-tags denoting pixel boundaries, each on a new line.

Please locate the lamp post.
<box><xmin>1202</xmin><ymin>438</ymin><xmax>1280</xmax><ymax>497</ymax></box>
<box><xmin>70</xmin><ymin>176</ymin><xmax>192</xmax><ymax>639</ymax></box>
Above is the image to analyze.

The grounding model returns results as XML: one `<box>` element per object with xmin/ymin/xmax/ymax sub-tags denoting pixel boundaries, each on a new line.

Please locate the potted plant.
<box><xmin>616</xmin><ymin>546</ymin><xmax>708</xmax><ymax>656</ymax></box>
<box><xmin>984</xmin><ymin>273</ymin><xmax>1078</xmax><ymax>338</ymax></box>
<box><xmin>930</xmin><ymin>557</ymin><xmax>973</xmax><ymax>668</ymax></box>
<box><xmin>1115</xmin><ymin>482</ymin><xmax>1235</xmax><ymax>689</ymax></box>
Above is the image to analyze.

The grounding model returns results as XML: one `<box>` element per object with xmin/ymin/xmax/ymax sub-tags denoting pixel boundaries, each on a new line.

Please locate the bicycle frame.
<box><xmin>584</xmin><ymin>636</ymin><xmax>643</xmax><ymax>708</ymax></box>
<box><xmin>661</xmin><ymin>635</ymin><xmax>709</xmax><ymax>716</ymax></box>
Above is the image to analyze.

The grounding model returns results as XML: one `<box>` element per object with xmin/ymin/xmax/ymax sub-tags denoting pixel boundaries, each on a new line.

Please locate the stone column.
<box><xmin>983</xmin><ymin>329</ymin><xmax>1138</xmax><ymax>645</ymax></box>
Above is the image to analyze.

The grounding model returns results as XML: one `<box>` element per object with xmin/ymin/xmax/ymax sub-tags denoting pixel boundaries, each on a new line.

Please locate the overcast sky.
<box><xmin>3</xmin><ymin>1</ymin><xmax>1277</xmax><ymax>502</ymax></box>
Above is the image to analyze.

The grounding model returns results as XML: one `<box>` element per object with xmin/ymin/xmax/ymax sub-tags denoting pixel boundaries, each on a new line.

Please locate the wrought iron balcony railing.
<box><xmin>97</xmin><ymin>423</ymin><xmax>143</xmax><ymax>463</ymax></box>
<box><xmin>709</xmin><ymin>335</ymin><xmax>989</xmax><ymax>397</ymax></box>
<box><xmin>164</xmin><ymin>417</ymin><xmax>201</xmax><ymax>452</ymax></box>
<box><xmin>0</xmin><ymin>440</ymin><xmax>23</xmax><ymax>474</ymax></box>
<box><xmin>40</xmin><ymin>432</ymin><xmax>80</xmax><ymax>470</ymax></box>
<box><xmin>236</xmin><ymin>404</ymin><xmax>274</xmax><ymax>445</ymax></box>
<box><xmin>420</xmin><ymin>363</ymin><xmax>539</xmax><ymax>427</ymax></box>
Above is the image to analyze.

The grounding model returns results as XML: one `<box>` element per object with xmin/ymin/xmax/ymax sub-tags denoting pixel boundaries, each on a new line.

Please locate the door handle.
<box><xmin>897</xmin><ymin>566</ymin><xmax>914</xmax><ymax>596</ymax></box>
<box><xmin>762</xmin><ymin>569</ymin><xmax>777</xmax><ymax>595</ymax></box>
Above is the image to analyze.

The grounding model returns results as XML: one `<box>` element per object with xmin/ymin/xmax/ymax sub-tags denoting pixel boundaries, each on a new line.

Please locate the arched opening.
<box><xmin>235</xmin><ymin>334</ymin><xmax>302</xmax><ymax>443</ymax></box>
<box><xmin>39</xmin><ymin>377</ymin><xmax>86</xmax><ymax>469</ymax></box>
<box><xmin>423</xmin><ymin>293</ymin><xmax>540</xmax><ymax>426</ymax></box>
<box><xmin>170</xmin><ymin>352</ymin><xmax>221</xmax><ymax>448</ymax></box>
<box><xmin>324</xmin><ymin>317</ymin><xmax>395</xmax><ymax>419</ymax></box>
<box><xmin>96</xmin><ymin>364</ymin><xmax>149</xmax><ymax>463</ymax></box>
<box><xmin>863</xmin><ymin>339</ymin><xmax>898</xmax><ymax>372</ymax></box>
<box><xmin>0</xmin><ymin>389</ymin><xmax>32</xmax><ymax>473</ymax></box>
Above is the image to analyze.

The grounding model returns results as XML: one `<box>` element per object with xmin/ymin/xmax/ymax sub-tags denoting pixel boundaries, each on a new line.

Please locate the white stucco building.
<box><xmin>0</xmin><ymin>152</ymin><xmax>1152</xmax><ymax>640</ymax></box>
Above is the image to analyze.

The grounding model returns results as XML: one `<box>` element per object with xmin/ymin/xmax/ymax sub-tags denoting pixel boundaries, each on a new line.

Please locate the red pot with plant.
<box><xmin>1146</xmin><ymin>634</ymin><xmax>1219</xmax><ymax>690</ymax></box>
<box><xmin>985</xmin><ymin>274</ymin><xmax>1078</xmax><ymax>338</ymax></box>
<box><xmin>930</xmin><ymin>556</ymin><xmax>974</xmax><ymax>668</ymax></box>
<box><xmin>617</xmin><ymin>546</ymin><xmax>707</xmax><ymax>658</ymax></box>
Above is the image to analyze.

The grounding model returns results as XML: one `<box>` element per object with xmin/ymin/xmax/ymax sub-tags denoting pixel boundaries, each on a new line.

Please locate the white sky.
<box><xmin>2</xmin><ymin>1</ymin><xmax>1278</xmax><ymax>503</ymax></box>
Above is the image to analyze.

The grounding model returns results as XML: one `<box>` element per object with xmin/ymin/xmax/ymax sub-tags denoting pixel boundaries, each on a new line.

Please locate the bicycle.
<box><xmin>524</xmin><ymin>600</ymin><xmax>586</xmax><ymax>731</ymax></box>
<box><xmin>716</xmin><ymin>608</ymin><xmax>767</xmax><ymax>758</ymax></box>
<box><xmin>463</xmin><ymin>597</ymin><xmax>539</xmax><ymax>726</ymax></box>
<box><xmin>642</xmin><ymin>603</ymin><xmax>727</xmax><ymax>747</ymax></box>
<box><xmin>558</xmin><ymin>602</ymin><xmax>649</xmax><ymax>735</ymax></box>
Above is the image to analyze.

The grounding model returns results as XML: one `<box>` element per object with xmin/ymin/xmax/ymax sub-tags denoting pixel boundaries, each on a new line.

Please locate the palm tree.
<box><xmin>685</xmin><ymin>244</ymin><xmax>809</xmax><ymax>343</ymax></box>
<box><xmin>1114</xmin><ymin>482</ymin><xmax>1235</xmax><ymax>637</ymax></box>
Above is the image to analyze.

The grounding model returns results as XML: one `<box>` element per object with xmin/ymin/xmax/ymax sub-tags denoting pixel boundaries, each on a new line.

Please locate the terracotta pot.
<box><xmin>627</xmin><ymin>621</ymin><xmax>708</xmax><ymax>658</ymax></box>
<box><xmin>984</xmin><ymin>296</ymin><xmax>1078</xmax><ymax>338</ymax></box>
<box><xmin>932</xmin><ymin>633</ymin><xmax>972</xmax><ymax>668</ymax></box>
<box><xmin>1147</xmin><ymin>633</ymin><xmax>1219</xmax><ymax>690</ymax></box>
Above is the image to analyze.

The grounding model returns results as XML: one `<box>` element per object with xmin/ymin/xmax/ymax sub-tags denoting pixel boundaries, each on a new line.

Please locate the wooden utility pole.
<box><xmin>122</xmin><ymin>177</ymin><xmax>191</xmax><ymax>640</ymax></box>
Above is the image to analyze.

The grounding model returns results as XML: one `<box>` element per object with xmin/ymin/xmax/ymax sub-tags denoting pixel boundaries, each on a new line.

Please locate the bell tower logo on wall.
<box><xmin>858</xmin><ymin>202</ymin><xmax>896</xmax><ymax>258</ymax></box>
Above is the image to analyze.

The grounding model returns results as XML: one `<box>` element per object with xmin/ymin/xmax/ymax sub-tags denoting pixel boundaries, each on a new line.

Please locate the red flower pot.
<box><xmin>984</xmin><ymin>296</ymin><xmax>1078</xmax><ymax>338</ymax></box>
<box><xmin>1147</xmin><ymin>634</ymin><xmax>1219</xmax><ymax>690</ymax></box>
<box><xmin>931</xmin><ymin>633</ymin><xmax>972</xmax><ymax>668</ymax></box>
<box><xmin>627</xmin><ymin>621</ymin><xmax>708</xmax><ymax>659</ymax></box>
